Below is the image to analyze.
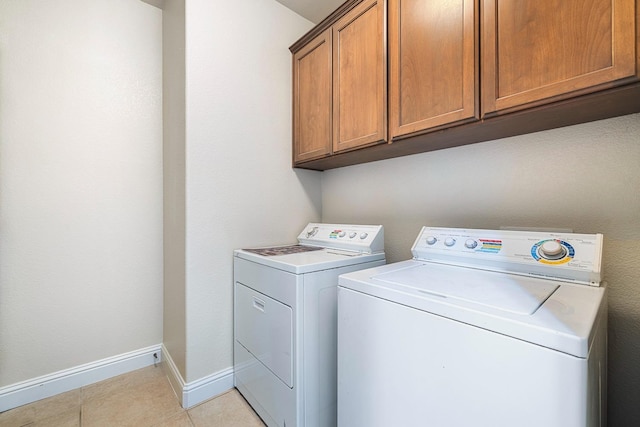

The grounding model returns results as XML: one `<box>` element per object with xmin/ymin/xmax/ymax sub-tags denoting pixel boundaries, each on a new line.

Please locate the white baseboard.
<box><xmin>0</xmin><ymin>344</ymin><xmax>162</xmax><ymax>412</ymax></box>
<box><xmin>161</xmin><ymin>343</ymin><xmax>234</xmax><ymax>409</ymax></box>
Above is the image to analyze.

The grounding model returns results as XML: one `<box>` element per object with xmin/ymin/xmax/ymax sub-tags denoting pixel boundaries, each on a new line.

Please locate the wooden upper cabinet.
<box><xmin>291</xmin><ymin>0</ymin><xmax>640</xmax><ymax>170</ymax></box>
<box><xmin>482</xmin><ymin>0</ymin><xmax>639</xmax><ymax>116</ymax></box>
<box><xmin>293</xmin><ymin>29</ymin><xmax>332</xmax><ymax>163</ymax></box>
<box><xmin>333</xmin><ymin>0</ymin><xmax>387</xmax><ymax>153</ymax></box>
<box><xmin>389</xmin><ymin>0</ymin><xmax>478</xmax><ymax>139</ymax></box>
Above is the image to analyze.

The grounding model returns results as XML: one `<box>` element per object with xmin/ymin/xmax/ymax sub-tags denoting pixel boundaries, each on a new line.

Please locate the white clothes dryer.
<box><xmin>338</xmin><ymin>227</ymin><xmax>606</xmax><ymax>427</ymax></box>
<box><xmin>234</xmin><ymin>223</ymin><xmax>385</xmax><ymax>427</ymax></box>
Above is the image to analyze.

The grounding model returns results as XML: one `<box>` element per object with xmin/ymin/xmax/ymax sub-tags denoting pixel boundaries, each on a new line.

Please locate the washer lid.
<box><xmin>340</xmin><ymin>260</ymin><xmax>606</xmax><ymax>357</ymax></box>
<box><xmin>373</xmin><ymin>263</ymin><xmax>558</xmax><ymax>315</ymax></box>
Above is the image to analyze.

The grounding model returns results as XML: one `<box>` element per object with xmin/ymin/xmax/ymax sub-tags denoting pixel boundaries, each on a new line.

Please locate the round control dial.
<box><xmin>465</xmin><ymin>239</ymin><xmax>478</xmax><ymax>249</ymax></box>
<box><xmin>338</xmin><ymin>231</ymin><xmax>346</xmax><ymax>238</ymax></box>
<box><xmin>538</xmin><ymin>240</ymin><xmax>566</xmax><ymax>260</ymax></box>
<box><xmin>360</xmin><ymin>232</ymin><xmax>368</xmax><ymax>240</ymax></box>
<box><xmin>425</xmin><ymin>236</ymin><xmax>437</xmax><ymax>245</ymax></box>
<box><xmin>531</xmin><ymin>239</ymin><xmax>575</xmax><ymax>265</ymax></box>
<box><xmin>349</xmin><ymin>232</ymin><xmax>357</xmax><ymax>239</ymax></box>
<box><xmin>444</xmin><ymin>237</ymin><xmax>456</xmax><ymax>247</ymax></box>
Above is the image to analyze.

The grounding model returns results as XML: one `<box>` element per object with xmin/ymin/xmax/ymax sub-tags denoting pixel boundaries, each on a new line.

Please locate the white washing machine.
<box><xmin>338</xmin><ymin>227</ymin><xmax>607</xmax><ymax>427</ymax></box>
<box><xmin>234</xmin><ymin>223</ymin><xmax>385</xmax><ymax>427</ymax></box>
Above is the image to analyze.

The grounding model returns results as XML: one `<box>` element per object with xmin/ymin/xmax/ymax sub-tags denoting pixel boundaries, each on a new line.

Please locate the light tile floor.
<box><xmin>0</xmin><ymin>366</ymin><xmax>265</xmax><ymax>427</ymax></box>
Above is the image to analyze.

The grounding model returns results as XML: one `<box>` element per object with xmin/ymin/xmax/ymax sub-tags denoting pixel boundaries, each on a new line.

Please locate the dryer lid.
<box><xmin>372</xmin><ymin>263</ymin><xmax>559</xmax><ymax>315</ymax></box>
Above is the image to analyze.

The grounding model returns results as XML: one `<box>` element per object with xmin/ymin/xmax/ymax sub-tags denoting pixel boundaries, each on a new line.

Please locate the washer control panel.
<box><xmin>297</xmin><ymin>223</ymin><xmax>384</xmax><ymax>254</ymax></box>
<box><xmin>413</xmin><ymin>227</ymin><xmax>603</xmax><ymax>285</ymax></box>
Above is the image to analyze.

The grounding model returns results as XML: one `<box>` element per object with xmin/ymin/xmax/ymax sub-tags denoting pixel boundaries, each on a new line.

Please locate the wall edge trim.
<box><xmin>161</xmin><ymin>343</ymin><xmax>234</xmax><ymax>409</ymax></box>
<box><xmin>0</xmin><ymin>344</ymin><xmax>162</xmax><ymax>412</ymax></box>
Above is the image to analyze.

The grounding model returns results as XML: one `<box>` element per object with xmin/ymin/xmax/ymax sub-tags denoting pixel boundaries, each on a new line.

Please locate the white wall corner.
<box><xmin>0</xmin><ymin>345</ymin><xmax>162</xmax><ymax>412</ymax></box>
<box><xmin>161</xmin><ymin>344</ymin><xmax>234</xmax><ymax>409</ymax></box>
<box><xmin>140</xmin><ymin>0</ymin><xmax>164</xmax><ymax>9</ymax></box>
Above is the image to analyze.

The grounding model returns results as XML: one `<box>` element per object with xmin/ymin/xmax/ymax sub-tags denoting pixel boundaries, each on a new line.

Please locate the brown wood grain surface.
<box><xmin>482</xmin><ymin>0</ymin><xmax>638</xmax><ymax>115</ymax></box>
<box><xmin>389</xmin><ymin>0</ymin><xmax>479</xmax><ymax>138</ymax></box>
<box><xmin>333</xmin><ymin>0</ymin><xmax>387</xmax><ymax>153</ymax></box>
<box><xmin>291</xmin><ymin>0</ymin><xmax>640</xmax><ymax>170</ymax></box>
<box><xmin>293</xmin><ymin>29</ymin><xmax>333</xmax><ymax>163</ymax></box>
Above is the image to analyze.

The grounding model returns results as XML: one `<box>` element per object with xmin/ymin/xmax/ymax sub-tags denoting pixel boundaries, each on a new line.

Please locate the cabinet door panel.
<box><xmin>390</xmin><ymin>0</ymin><xmax>478</xmax><ymax>138</ymax></box>
<box><xmin>293</xmin><ymin>29</ymin><xmax>332</xmax><ymax>163</ymax></box>
<box><xmin>482</xmin><ymin>0</ymin><xmax>637</xmax><ymax>115</ymax></box>
<box><xmin>333</xmin><ymin>0</ymin><xmax>387</xmax><ymax>153</ymax></box>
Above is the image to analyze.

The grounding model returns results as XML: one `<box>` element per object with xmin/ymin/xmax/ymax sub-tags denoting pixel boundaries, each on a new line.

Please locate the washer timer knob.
<box><xmin>349</xmin><ymin>232</ymin><xmax>357</xmax><ymax>239</ymax></box>
<box><xmin>444</xmin><ymin>237</ymin><xmax>456</xmax><ymax>247</ymax></box>
<box><xmin>425</xmin><ymin>236</ymin><xmax>437</xmax><ymax>245</ymax></box>
<box><xmin>465</xmin><ymin>239</ymin><xmax>478</xmax><ymax>249</ymax></box>
<box><xmin>539</xmin><ymin>240</ymin><xmax>566</xmax><ymax>259</ymax></box>
<box><xmin>360</xmin><ymin>232</ymin><xmax>368</xmax><ymax>240</ymax></box>
<box><xmin>338</xmin><ymin>231</ymin><xmax>346</xmax><ymax>238</ymax></box>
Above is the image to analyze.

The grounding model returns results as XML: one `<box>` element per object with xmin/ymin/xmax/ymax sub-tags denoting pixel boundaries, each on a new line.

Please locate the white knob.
<box><xmin>306</xmin><ymin>227</ymin><xmax>318</xmax><ymax>237</ymax></box>
<box><xmin>338</xmin><ymin>231</ymin><xmax>346</xmax><ymax>238</ymax></box>
<box><xmin>444</xmin><ymin>237</ymin><xmax>456</xmax><ymax>247</ymax></box>
<box><xmin>360</xmin><ymin>232</ymin><xmax>368</xmax><ymax>240</ymax></box>
<box><xmin>425</xmin><ymin>236</ymin><xmax>437</xmax><ymax>245</ymax></box>
<box><xmin>540</xmin><ymin>240</ymin><xmax>565</xmax><ymax>258</ymax></box>
<box><xmin>465</xmin><ymin>239</ymin><xmax>478</xmax><ymax>249</ymax></box>
<box><xmin>349</xmin><ymin>232</ymin><xmax>357</xmax><ymax>239</ymax></box>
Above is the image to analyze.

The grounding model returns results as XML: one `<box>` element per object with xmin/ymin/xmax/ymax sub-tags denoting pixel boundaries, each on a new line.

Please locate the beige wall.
<box><xmin>321</xmin><ymin>113</ymin><xmax>640</xmax><ymax>425</ymax></box>
<box><xmin>163</xmin><ymin>0</ymin><xmax>187</xmax><ymax>379</ymax></box>
<box><xmin>168</xmin><ymin>0</ymin><xmax>320</xmax><ymax>382</ymax></box>
<box><xmin>0</xmin><ymin>0</ymin><xmax>319</xmax><ymax>397</ymax></box>
<box><xmin>0</xmin><ymin>0</ymin><xmax>163</xmax><ymax>386</ymax></box>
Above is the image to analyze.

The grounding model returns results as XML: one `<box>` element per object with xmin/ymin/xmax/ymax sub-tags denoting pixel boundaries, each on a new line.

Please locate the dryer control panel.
<box><xmin>412</xmin><ymin>227</ymin><xmax>603</xmax><ymax>286</ymax></box>
<box><xmin>297</xmin><ymin>223</ymin><xmax>384</xmax><ymax>254</ymax></box>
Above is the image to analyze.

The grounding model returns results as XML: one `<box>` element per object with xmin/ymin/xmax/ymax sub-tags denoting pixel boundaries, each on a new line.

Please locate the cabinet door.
<box><xmin>333</xmin><ymin>0</ymin><xmax>387</xmax><ymax>153</ymax></box>
<box><xmin>482</xmin><ymin>0</ymin><xmax>638</xmax><ymax>115</ymax></box>
<box><xmin>389</xmin><ymin>0</ymin><xmax>478</xmax><ymax>139</ymax></box>
<box><xmin>293</xmin><ymin>29</ymin><xmax>332</xmax><ymax>163</ymax></box>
